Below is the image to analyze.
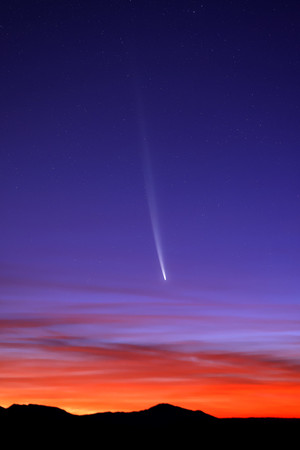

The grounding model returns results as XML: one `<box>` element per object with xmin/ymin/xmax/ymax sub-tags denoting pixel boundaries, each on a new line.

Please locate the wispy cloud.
<box><xmin>1</xmin><ymin>265</ymin><xmax>299</xmax><ymax>417</ymax></box>
<box><xmin>0</xmin><ymin>336</ymin><xmax>300</xmax><ymax>416</ymax></box>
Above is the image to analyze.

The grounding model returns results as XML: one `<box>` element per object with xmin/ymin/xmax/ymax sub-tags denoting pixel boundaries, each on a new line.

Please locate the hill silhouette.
<box><xmin>1</xmin><ymin>402</ymin><xmax>299</xmax><ymax>447</ymax></box>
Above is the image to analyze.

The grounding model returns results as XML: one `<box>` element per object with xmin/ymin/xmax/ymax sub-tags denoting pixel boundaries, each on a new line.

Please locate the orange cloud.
<box><xmin>0</xmin><ymin>338</ymin><xmax>299</xmax><ymax>417</ymax></box>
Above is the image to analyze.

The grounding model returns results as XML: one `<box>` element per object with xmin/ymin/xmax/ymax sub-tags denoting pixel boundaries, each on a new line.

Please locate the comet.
<box><xmin>142</xmin><ymin>139</ymin><xmax>167</xmax><ymax>281</ymax></box>
<box><xmin>136</xmin><ymin>94</ymin><xmax>167</xmax><ymax>281</ymax></box>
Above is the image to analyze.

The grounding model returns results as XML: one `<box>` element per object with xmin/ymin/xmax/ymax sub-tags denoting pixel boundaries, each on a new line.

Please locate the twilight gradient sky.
<box><xmin>1</xmin><ymin>0</ymin><xmax>300</xmax><ymax>417</ymax></box>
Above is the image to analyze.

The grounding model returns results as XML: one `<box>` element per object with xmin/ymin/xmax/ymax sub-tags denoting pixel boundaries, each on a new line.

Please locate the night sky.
<box><xmin>1</xmin><ymin>0</ymin><xmax>300</xmax><ymax>417</ymax></box>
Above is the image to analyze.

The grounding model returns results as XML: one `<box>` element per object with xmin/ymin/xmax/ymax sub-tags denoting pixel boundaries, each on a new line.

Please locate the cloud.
<box><xmin>1</xmin><ymin>335</ymin><xmax>299</xmax><ymax>417</ymax></box>
<box><xmin>2</xmin><ymin>332</ymin><xmax>299</xmax><ymax>384</ymax></box>
<box><xmin>0</xmin><ymin>269</ymin><xmax>216</xmax><ymax>306</ymax></box>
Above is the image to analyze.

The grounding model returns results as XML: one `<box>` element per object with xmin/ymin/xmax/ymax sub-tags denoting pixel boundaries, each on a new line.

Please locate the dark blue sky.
<box><xmin>1</xmin><ymin>1</ymin><xmax>300</xmax><ymax>416</ymax></box>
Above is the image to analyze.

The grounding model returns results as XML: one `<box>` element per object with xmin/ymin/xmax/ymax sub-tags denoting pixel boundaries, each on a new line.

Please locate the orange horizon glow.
<box><xmin>1</xmin><ymin>382</ymin><xmax>300</xmax><ymax>419</ymax></box>
<box><xmin>1</xmin><ymin>344</ymin><xmax>299</xmax><ymax>418</ymax></box>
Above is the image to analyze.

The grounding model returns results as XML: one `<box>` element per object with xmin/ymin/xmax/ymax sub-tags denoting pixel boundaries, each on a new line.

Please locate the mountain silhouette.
<box><xmin>6</xmin><ymin>403</ymin><xmax>72</xmax><ymax>420</ymax></box>
<box><xmin>1</xmin><ymin>402</ymin><xmax>298</xmax><ymax>447</ymax></box>
<box><xmin>139</xmin><ymin>402</ymin><xmax>216</xmax><ymax>419</ymax></box>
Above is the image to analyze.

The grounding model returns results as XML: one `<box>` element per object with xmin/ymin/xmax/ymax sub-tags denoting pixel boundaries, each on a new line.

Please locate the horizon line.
<box><xmin>2</xmin><ymin>402</ymin><xmax>300</xmax><ymax>420</ymax></box>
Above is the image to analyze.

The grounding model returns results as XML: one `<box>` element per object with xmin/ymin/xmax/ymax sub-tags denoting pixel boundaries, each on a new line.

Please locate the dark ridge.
<box><xmin>83</xmin><ymin>402</ymin><xmax>217</xmax><ymax>429</ymax></box>
<box><xmin>7</xmin><ymin>403</ymin><xmax>72</xmax><ymax>419</ymax></box>
<box><xmin>138</xmin><ymin>402</ymin><xmax>216</xmax><ymax>420</ymax></box>
<box><xmin>8</xmin><ymin>403</ymin><xmax>68</xmax><ymax>413</ymax></box>
<box><xmin>1</xmin><ymin>402</ymin><xmax>299</xmax><ymax>447</ymax></box>
<box><xmin>146</xmin><ymin>402</ymin><xmax>215</xmax><ymax>415</ymax></box>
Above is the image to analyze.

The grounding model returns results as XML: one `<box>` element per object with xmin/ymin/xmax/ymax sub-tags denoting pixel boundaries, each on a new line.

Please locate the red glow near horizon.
<box><xmin>0</xmin><ymin>334</ymin><xmax>299</xmax><ymax>418</ymax></box>
<box><xmin>0</xmin><ymin>278</ymin><xmax>299</xmax><ymax>418</ymax></box>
